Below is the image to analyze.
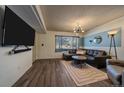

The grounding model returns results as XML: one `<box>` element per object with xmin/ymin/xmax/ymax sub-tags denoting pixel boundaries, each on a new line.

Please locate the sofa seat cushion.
<box><xmin>87</xmin><ymin>56</ymin><xmax>95</xmax><ymax>60</ymax></box>
<box><xmin>107</xmin><ymin>65</ymin><xmax>124</xmax><ymax>81</ymax></box>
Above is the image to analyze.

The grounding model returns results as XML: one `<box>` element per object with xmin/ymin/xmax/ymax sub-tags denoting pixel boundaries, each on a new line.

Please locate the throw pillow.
<box><xmin>76</xmin><ymin>50</ymin><xmax>86</xmax><ymax>55</ymax></box>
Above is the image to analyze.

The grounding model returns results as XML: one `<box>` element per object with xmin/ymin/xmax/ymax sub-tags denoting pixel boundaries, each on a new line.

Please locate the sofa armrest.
<box><xmin>94</xmin><ymin>56</ymin><xmax>108</xmax><ymax>64</ymax></box>
<box><xmin>122</xmin><ymin>71</ymin><xmax>124</xmax><ymax>86</ymax></box>
<box><xmin>95</xmin><ymin>56</ymin><xmax>109</xmax><ymax>60</ymax></box>
<box><xmin>106</xmin><ymin>59</ymin><xmax>124</xmax><ymax>67</ymax></box>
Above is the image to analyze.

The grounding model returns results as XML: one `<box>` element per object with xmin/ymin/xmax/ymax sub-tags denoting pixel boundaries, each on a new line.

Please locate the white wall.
<box><xmin>84</xmin><ymin>16</ymin><xmax>124</xmax><ymax>60</ymax></box>
<box><xmin>0</xmin><ymin>5</ymin><xmax>33</xmax><ymax>87</ymax></box>
<box><xmin>35</xmin><ymin>31</ymin><xmax>82</xmax><ymax>59</ymax></box>
<box><xmin>0</xmin><ymin>47</ymin><xmax>32</xmax><ymax>86</ymax></box>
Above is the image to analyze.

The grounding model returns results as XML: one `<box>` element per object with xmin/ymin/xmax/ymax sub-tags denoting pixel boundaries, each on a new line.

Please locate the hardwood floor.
<box><xmin>13</xmin><ymin>59</ymin><xmax>113</xmax><ymax>87</ymax></box>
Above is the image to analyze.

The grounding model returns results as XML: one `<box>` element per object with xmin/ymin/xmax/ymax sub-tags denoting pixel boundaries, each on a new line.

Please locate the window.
<box><xmin>55</xmin><ymin>35</ymin><xmax>79</xmax><ymax>52</ymax></box>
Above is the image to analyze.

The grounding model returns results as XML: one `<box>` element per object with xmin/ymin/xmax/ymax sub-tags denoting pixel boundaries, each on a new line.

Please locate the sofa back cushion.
<box><xmin>88</xmin><ymin>50</ymin><xmax>94</xmax><ymax>56</ymax></box>
<box><xmin>86</xmin><ymin>50</ymin><xmax>90</xmax><ymax>55</ymax></box>
<box><xmin>93</xmin><ymin>51</ymin><xmax>98</xmax><ymax>56</ymax></box>
<box><xmin>86</xmin><ymin>50</ymin><xmax>94</xmax><ymax>56</ymax></box>
<box><xmin>68</xmin><ymin>49</ymin><xmax>76</xmax><ymax>54</ymax></box>
<box><xmin>95</xmin><ymin>51</ymin><xmax>104</xmax><ymax>57</ymax></box>
<box><xmin>86</xmin><ymin>49</ymin><xmax>107</xmax><ymax>57</ymax></box>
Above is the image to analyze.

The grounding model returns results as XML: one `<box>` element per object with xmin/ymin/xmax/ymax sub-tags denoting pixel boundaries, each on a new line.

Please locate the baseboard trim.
<box><xmin>33</xmin><ymin>58</ymin><xmax>62</xmax><ymax>63</ymax></box>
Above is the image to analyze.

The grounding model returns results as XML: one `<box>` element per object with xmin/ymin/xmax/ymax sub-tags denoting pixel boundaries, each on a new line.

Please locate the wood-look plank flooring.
<box><xmin>13</xmin><ymin>59</ymin><xmax>113</xmax><ymax>87</ymax></box>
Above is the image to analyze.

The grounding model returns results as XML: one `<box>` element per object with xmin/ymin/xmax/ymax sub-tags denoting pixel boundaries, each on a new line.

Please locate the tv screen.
<box><xmin>2</xmin><ymin>6</ymin><xmax>35</xmax><ymax>46</ymax></box>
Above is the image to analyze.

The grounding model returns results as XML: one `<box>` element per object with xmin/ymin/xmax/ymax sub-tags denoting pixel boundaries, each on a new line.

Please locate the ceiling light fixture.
<box><xmin>73</xmin><ymin>24</ymin><xmax>85</xmax><ymax>33</ymax></box>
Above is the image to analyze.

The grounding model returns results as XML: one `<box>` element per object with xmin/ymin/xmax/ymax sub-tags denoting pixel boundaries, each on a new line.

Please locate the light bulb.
<box><xmin>82</xmin><ymin>30</ymin><xmax>84</xmax><ymax>32</ymax></box>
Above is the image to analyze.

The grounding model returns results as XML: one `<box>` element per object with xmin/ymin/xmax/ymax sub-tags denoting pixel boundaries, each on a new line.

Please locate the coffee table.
<box><xmin>72</xmin><ymin>55</ymin><xmax>87</xmax><ymax>68</ymax></box>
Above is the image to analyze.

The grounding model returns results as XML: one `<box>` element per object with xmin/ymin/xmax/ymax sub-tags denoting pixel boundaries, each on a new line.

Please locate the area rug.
<box><xmin>60</xmin><ymin>60</ymin><xmax>108</xmax><ymax>86</ymax></box>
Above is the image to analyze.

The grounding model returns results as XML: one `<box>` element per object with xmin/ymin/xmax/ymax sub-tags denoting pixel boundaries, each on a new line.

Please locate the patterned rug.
<box><xmin>61</xmin><ymin>60</ymin><xmax>108</xmax><ymax>86</ymax></box>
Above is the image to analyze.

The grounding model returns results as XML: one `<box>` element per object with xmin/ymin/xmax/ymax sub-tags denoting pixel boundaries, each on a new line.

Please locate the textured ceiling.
<box><xmin>41</xmin><ymin>5</ymin><xmax>124</xmax><ymax>32</ymax></box>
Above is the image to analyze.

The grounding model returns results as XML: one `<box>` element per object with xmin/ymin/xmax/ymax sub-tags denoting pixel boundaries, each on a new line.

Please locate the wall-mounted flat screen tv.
<box><xmin>2</xmin><ymin>6</ymin><xmax>35</xmax><ymax>46</ymax></box>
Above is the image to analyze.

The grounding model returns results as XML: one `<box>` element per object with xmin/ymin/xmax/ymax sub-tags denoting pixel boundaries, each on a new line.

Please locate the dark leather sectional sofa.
<box><xmin>63</xmin><ymin>49</ymin><xmax>110</xmax><ymax>68</ymax></box>
<box><xmin>85</xmin><ymin>49</ymin><xmax>110</xmax><ymax>68</ymax></box>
